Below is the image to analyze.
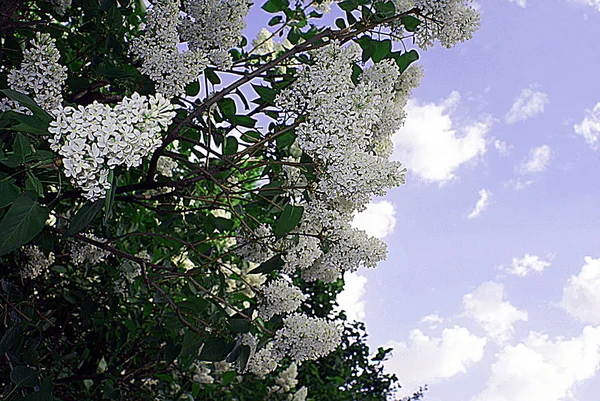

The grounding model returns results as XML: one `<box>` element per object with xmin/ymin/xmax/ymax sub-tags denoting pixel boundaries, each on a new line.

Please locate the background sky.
<box><xmin>246</xmin><ymin>1</ymin><xmax>600</xmax><ymax>400</ymax></box>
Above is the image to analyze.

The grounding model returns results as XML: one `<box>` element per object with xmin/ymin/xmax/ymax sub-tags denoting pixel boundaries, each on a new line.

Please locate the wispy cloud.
<box><xmin>519</xmin><ymin>144</ymin><xmax>551</xmax><ymax>174</ymax></box>
<box><xmin>472</xmin><ymin>327</ymin><xmax>600</xmax><ymax>401</ymax></box>
<box><xmin>500</xmin><ymin>254</ymin><xmax>551</xmax><ymax>277</ymax></box>
<box><xmin>468</xmin><ymin>189</ymin><xmax>491</xmax><ymax>219</ymax></box>
<box><xmin>508</xmin><ymin>0</ymin><xmax>527</xmax><ymax>7</ymax></box>
<box><xmin>392</xmin><ymin>91</ymin><xmax>491</xmax><ymax>184</ymax></box>
<box><xmin>560</xmin><ymin>256</ymin><xmax>600</xmax><ymax>324</ymax></box>
<box><xmin>505</xmin><ymin>87</ymin><xmax>549</xmax><ymax>124</ymax></box>
<box><xmin>574</xmin><ymin>102</ymin><xmax>600</xmax><ymax>150</ymax></box>
<box><xmin>463</xmin><ymin>281</ymin><xmax>528</xmax><ymax>344</ymax></box>
<box><xmin>385</xmin><ymin>327</ymin><xmax>486</xmax><ymax>398</ymax></box>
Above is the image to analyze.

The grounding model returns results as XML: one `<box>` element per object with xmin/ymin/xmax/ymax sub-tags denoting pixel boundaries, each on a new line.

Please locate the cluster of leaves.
<box><xmin>0</xmin><ymin>0</ymin><xmax>432</xmax><ymax>400</ymax></box>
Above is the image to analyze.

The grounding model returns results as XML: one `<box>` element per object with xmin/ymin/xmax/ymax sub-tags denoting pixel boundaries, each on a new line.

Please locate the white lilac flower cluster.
<box><xmin>113</xmin><ymin>251</ymin><xmax>148</xmax><ymax>297</ymax></box>
<box><xmin>257</xmin><ymin>277</ymin><xmax>305</xmax><ymax>320</ymax></box>
<box><xmin>51</xmin><ymin>0</ymin><xmax>72</xmax><ymax>15</ymax></box>
<box><xmin>0</xmin><ymin>33</ymin><xmax>67</xmax><ymax>113</ymax></box>
<box><xmin>21</xmin><ymin>245</ymin><xmax>55</xmax><ymax>279</ymax></box>
<box><xmin>156</xmin><ymin>156</ymin><xmax>179</xmax><ymax>177</ymax></box>
<box><xmin>70</xmin><ymin>234</ymin><xmax>110</xmax><ymax>266</ymax></box>
<box><xmin>276</xmin><ymin>42</ymin><xmax>407</xmax><ymax>212</ymax></box>
<box><xmin>180</xmin><ymin>0</ymin><xmax>251</xmax><ymax>69</ymax></box>
<box><xmin>270</xmin><ymin>362</ymin><xmax>298</xmax><ymax>394</ymax></box>
<box><xmin>281</xmin><ymin>157</ymin><xmax>308</xmax><ymax>199</ymax></box>
<box><xmin>129</xmin><ymin>0</ymin><xmax>207</xmax><ymax>98</ymax></box>
<box><xmin>48</xmin><ymin>93</ymin><xmax>176</xmax><ymax>200</ymax></box>
<box><xmin>391</xmin><ymin>0</ymin><xmax>481</xmax><ymax>49</ymax></box>
<box><xmin>191</xmin><ymin>362</ymin><xmax>214</xmax><ymax>384</ymax></box>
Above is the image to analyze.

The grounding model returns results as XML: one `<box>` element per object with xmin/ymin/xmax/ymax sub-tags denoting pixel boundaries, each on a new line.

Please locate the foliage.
<box><xmin>0</xmin><ymin>0</ymin><xmax>478</xmax><ymax>399</ymax></box>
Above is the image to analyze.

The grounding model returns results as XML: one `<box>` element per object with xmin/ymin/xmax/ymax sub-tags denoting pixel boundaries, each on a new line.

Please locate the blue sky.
<box><xmin>342</xmin><ymin>1</ymin><xmax>600</xmax><ymax>400</ymax></box>
<box><xmin>244</xmin><ymin>1</ymin><xmax>600</xmax><ymax>400</ymax></box>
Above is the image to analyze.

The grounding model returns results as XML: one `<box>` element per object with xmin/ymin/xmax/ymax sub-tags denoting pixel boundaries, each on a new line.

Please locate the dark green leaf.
<box><xmin>179</xmin><ymin>330</ymin><xmax>204</xmax><ymax>368</ymax></box>
<box><xmin>372</xmin><ymin>40</ymin><xmax>392</xmax><ymax>63</ymax></box>
<box><xmin>10</xmin><ymin>365</ymin><xmax>38</xmax><ymax>387</ymax></box>
<box><xmin>221</xmin><ymin>370</ymin><xmax>236</xmax><ymax>385</ymax></box>
<box><xmin>0</xmin><ymin>111</ymin><xmax>49</xmax><ymax>135</ymax></box>
<box><xmin>214</xmin><ymin>216</ymin><xmax>234</xmax><ymax>232</ymax></box>
<box><xmin>185</xmin><ymin>80</ymin><xmax>200</xmax><ymax>97</ymax></box>
<box><xmin>276</xmin><ymin>130</ymin><xmax>296</xmax><ymax>150</ymax></box>
<box><xmin>104</xmin><ymin>169</ymin><xmax>115</xmax><ymax>224</ymax></box>
<box><xmin>218</xmin><ymin>98</ymin><xmax>236</xmax><ymax>119</ymax></box>
<box><xmin>198</xmin><ymin>336</ymin><xmax>236</xmax><ymax>361</ymax></box>
<box><xmin>262</xmin><ymin>0</ymin><xmax>289</xmax><ymax>13</ymax></box>
<box><xmin>356</xmin><ymin>36</ymin><xmax>375</xmax><ymax>62</ymax></box>
<box><xmin>273</xmin><ymin>204</ymin><xmax>303</xmax><ymax>238</ymax></box>
<box><xmin>237</xmin><ymin>345</ymin><xmax>251</xmax><ymax>373</ymax></box>
<box><xmin>0</xmin><ymin>90</ymin><xmax>52</xmax><ymax>124</ymax></box>
<box><xmin>14</xmin><ymin>133</ymin><xmax>31</xmax><ymax>161</ymax></box>
<box><xmin>0</xmin><ymin>181</ymin><xmax>20</xmax><ymax>208</ymax></box>
<box><xmin>287</xmin><ymin>27</ymin><xmax>300</xmax><ymax>45</ymax></box>
<box><xmin>0</xmin><ymin>191</ymin><xmax>49</xmax><ymax>256</ymax></box>
<box><xmin>205</xmin><ymin>68</ymin><xmax>221</xmax><ymax>85</ymax></box>
<box><xmin>25</xmin><ymin>172</ymin><xmax>43</xmax><ymax>198</ymax></box>
<box><xmin>338</xmin><ymin>0</ymin><xmax>358</xmax><ymax>11</ymax></box>
<box><xmin>268</xmin><ymin>15</ymin><xmax>283</xmax><ymax>26</ymax></box>
<box><xmin>394</xmin><ymin>49</ymin><xmax>419</xmax><ymax>72</ymax></box>
<box><xmin>249</xmin><ymin>254</ymin><xmax>284</xmax><ymax>275</ymax></box>
<box><xmin>65</xmin><ymin>200</ymin><xmax>103</xmax><ymax>237</ymax></box>
<box><xmin>229</xmin><ymin>314</ymin><xmax>251</xmax><ymax>333</ymax></box>
<box><xmin>252</xmin><ymin>84</ymin><xmax>276</xmax><ymax>105</ymax></box>
<box><xmin>0</xmin><ymin>325</ymin><xmax>20</xmax><ymax>354</ymax></box>
<box><xmin>401</xmin><ymin>15</ymin><xmax>421</xmax><ymax>32</ymax></box>
<box><xmin>351</xmin><ymin>63</ymin><xmax>363</xmax><ymax>85</ymax></box>
<box><xmin>335</xmin><ymin>18</ymin><xmax>346</xmax><ymax>29</ymax></box>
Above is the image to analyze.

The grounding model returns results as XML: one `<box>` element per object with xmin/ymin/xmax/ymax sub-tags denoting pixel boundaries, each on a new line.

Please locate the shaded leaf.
<box><xmin>0</xmin><ymin>90</ymin><xmax>52</xmax><ymax>124</ymax></box>
<box><xmin>0</xmin><ymin>192</ymin><xmax>49</xmax><ymax>256</ymax></box>
<box><xmin>262</xmin><ymin>0</ymin><xmax>289</xmax><ymax>13</ymax></box>
<box><xmin>273</xmin><ymin>204</ymin><xmax>303</xmax><ymax>238</ymax></box>
<box><xmin>401</xmin><ymin>15</ymin><xmax>421</xmax><ymax>32</ymax></box>
<box><xmin>10</xmin><ymin>365</ymin><xmax>38</xmax><ymax>387</ymax></box>
<box><xmin>198</xmin><ymin>336</ymin><xmax>236</xmax><ymax>361</ymax></box>
<box><xmin>65</xmin><ymin>200</ymin><xmax>103</xmax><ymax>237</ymax></box>
<box><xmin>0</xmin><ymin>181</ymin><xmax>20</xmax><ymax>208</ymax></box>
<box><xmin>248</xmin><ymin>254</ymin><xmax>284</xmax><ymax>275</ymax></box>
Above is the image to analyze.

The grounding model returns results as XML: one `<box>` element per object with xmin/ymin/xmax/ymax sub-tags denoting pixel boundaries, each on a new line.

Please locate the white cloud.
<box><xmin>472</xmin><ymin>326</ymin><xmax>600</xmax><ymax>401</ymax></box>
<box><xmin>505</xmin><ymin>87</ymin><xmax>549</xmax><ymax>124</ymax></box>
<box><xmin>468</xmin><ymin>189</ymin><xmax>491</xmax><ymax>219</ymax></box>
<box><xmin>574</xmin><ymin>102</ymin><xmax>600</xmax><ymax>150</ymax></box>
<box><xmin>463</xmin><ymin>281</ymin><xmax>528</xmax><ymax>344</ymax></box>
<box><xmin>560</xmin><ymin>256</ymin><xmax>600</xmax><ymax>324</ymax></box>
<box><xmin>500</xmin><ymin>254</ymin><xmax>551</xmax><ymax>277</ymax></box>
<box><xmin>385</xmin><ymin>326</ymin><xmax>487</xmax><ymax>398</ymax></box>
<box><xmin>421</xmin><ymin>313</ymin><xmax>444</xmax><ymax>329</ymax></box>
<box><xmin>569</xmin><ymin>0</ymin><xmax>600</xmax><ymax>12</ymax></box>
<box><xmin>508</xmin><ymin>0</ymin><xmax>527</xmax><ymax>7</ymax></box>
<box><xmin>352</xmin><ymin>201</ymin><xmax>396</xmax><ymax>239</ymax></box>
<box><xmin>519</xmin><ymin>144</ymin><xmax>551</xmax><ymax>174</ymax></box>
<box><xmin>494</xmin><ymin>139</ymin><xmax>511</xmax><ymax>156</ymax></box>
<box><xmin>336</xmin><ymin>272</ymin><xmax>368</xmax><ymax>322</ymax></box>
<box><xmin>392</xmin><ymin>91</ymin><xmax>490</xmax><ymax>184</ymax></box>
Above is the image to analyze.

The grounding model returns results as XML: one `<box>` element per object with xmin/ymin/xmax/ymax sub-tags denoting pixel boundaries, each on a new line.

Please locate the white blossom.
<box><xmin>49</xmin><ymin>93</ymin><xmax>176</xmax><ymax>200</ymax></box>
<box><xmin>70</xmin><ymin>234</ymin><xmax>110</xmax><ymax>266</ymax></box>
<box><xmin>3</xmin><ymin>33</ymin><xmax>67</xmax><ymax>113</ymax></box>
<box><xmin>274</xmin><ymin>313</ymin><xmax>342</xmax><ymax>364</ymax></box>
<box><xmin>246</xmin><ymin>342</ymin><xmax>279</xmax><ymax>377</ymax></box>
<box><xmin>129</xmin><ymin>0</ymin><xmax>208</xmax><ymax>97</ymax></box>
<box><xmin>180</xmin><ymin>0</ymin><xmax>251</xmax><ymax>68</ymax></box>
<box><xmin>270</xmin><ymin>362</ymin><xmax>298</xmax><ymax>394</ymax></box>
<box><xmin>156</xmin><ymin>156</ymin><xmax>178</xmax><ymax>177</ymax></box>
<box><xmin>257</xmin><ymin>277</ymin><xmax>305</xmax><ymax>320</ymax></box>
<box><xmin>21</xmin><ymin>246</ymin><xmax>55</xmax><ymax>279</ymax></box>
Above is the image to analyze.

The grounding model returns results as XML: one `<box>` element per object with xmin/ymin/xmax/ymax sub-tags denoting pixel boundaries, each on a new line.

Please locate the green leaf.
<box><xmin>351</xmin><ymin>63</ymin><xmax>363</xmax><ymax>85</ymax></box>
<box><xmin>248</xmin><ymin>254</ymin><xmax>284</xmax><ymax>275</ymax></box>
<box><xmin>262</xmin><ymin>0</ymin><xmax>289</xmax><ymax>13</ymax></box>
<box><xmin>372</xmin><ymin>40</ymin><xmax>392</xmax><ymax>63</ymax></box>
<box><xmin>221</xmin><ymin>370</ymin><xmax>237</xmax><ymax>385</ymax></box>
<box><xmin>205</xmin><ymin>68</ymin><xmax>221</xmax><ymax>85</ymax></box>
<box><xmin>25</xmin><ymin>172</ymin><xmax>43</xmax><ymax>198</ymax></box>
<box><xmin>198</xmin><ymin>336</ymin><xmax>236</xmax><ymax>361</ymax></box>
<box><xmin>229</xmin><ymin>314</ymin><xmax>251</xmax><ymax>333</ymax></box>
<box><xmin>14</xmin><ymin>133</ymin><xmax>32</xmax><ymax>161</ymax></box>
<box><xmin>276</xmin><ymin>130</ymin><xmax>296</xmax><ymax>150</ymax></box>
<box><xmin>287</xmin><ymin>27</ymin><xmax>300</xmax><ymax>45</ymax></box>
<box><xmin>0</xmin><ymin>181</ymin><xmax>20</xmax><ymax>208</ymax></box>
<box><xmin>394</xmin><ymin>49</ymin><xmax>420</xmax><ymax>72</ymax></box>
<box><xmin>214</xmin><ymin>216</ymin><xmax>234</xmax><ymax>232</ymax></box>
<box><xmin>273</xmin><ymin>204</ymin><xmax>303</xmax><ymax>239</ymax></box>
<box><xmin>0</xmin><ymin>191</ymin><xmax>49</xmax><ymax>256</ymax></box>
<box><xmin>338</xmin><ymin>0</ymin><xmax>358</xmax><ymax>11</ymax></box>
<box><xmin>185</xmin><ymin>80</ymin><xmax>200</xmax><ymax>97</ymax></box>
<box><xmin>252</xmin><ymin>84</ymin><xmax>276</xmax><ymax>105</ymax></box>
<box><xmin>335</xmin><ymin>18</ymin><xmax>346</xmax><ymax>29</ymax></box>
<box><xmin>179</xmin><ymin>330</ymin><xmax>204</xmax><ymax>368</ymax></box>
<box><xmin>0</xmin><ymin>89</ymin><xmax>52</xmax><ymax>124</ymax></box>
<box><xmin>237</xmin><ymin>345</ymin><xmax>251</xmax><ymax>373</ymax></box>
<box><xmin>10</xmin><ymin>365</ymin><xmax>38</xmax><ymax>388</ymax></box>
<box><xmin>268</xmin><ymin>15</ymin><xmax>283</xmax><ymax>26</ymax></box>
<box><xmin>65</xmin><ymin>200</ymin><xmax>103</xmax><ymax>237</ymax></box>
<box><xmin>0</xmin><ymin>110</ymin><xmax>49</xmax><ymax>135</ymax></box>
<box><xmin>218</xmin><ymin>98</ymin><xmax>236</xmax><ymax>119</ymax></box>
<box><xmin>401</xmin><ymin>15</ymin><xmax>421</xmax><ymax>32</ymax></box>
<box><xmin>356</xmin><ymin>36</ymin><xmax>375</xmax><ymax>62</ymax></box>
